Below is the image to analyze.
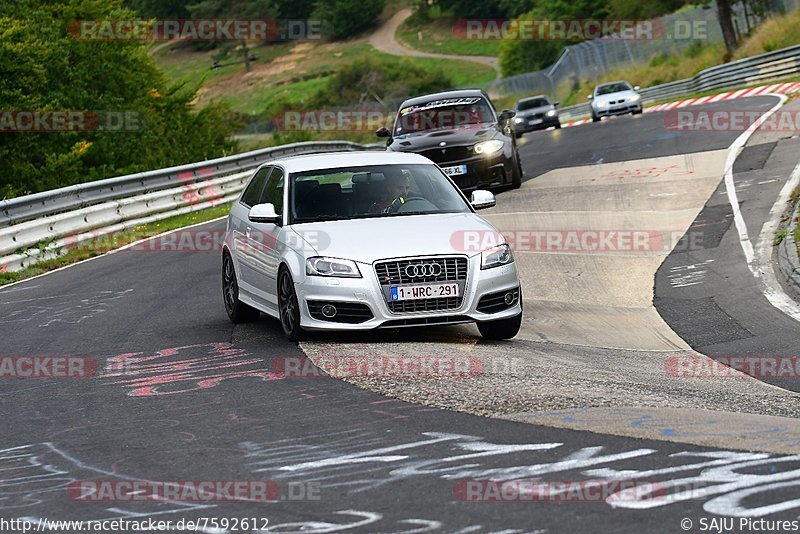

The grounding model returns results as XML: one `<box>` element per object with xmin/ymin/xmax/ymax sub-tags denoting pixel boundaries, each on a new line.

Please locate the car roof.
<box><xmin>399</xmin><ymin>89</ymin><xmax>488</xmax><ymax>109</ymax></box>
<box><xmin>264</xmin><ymin>150</ymin><xmax>432</xmax><ymax>174</ymax></box>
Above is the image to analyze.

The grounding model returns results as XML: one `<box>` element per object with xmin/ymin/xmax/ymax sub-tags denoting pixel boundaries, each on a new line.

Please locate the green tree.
<box><xmin>311</xmin><ymin>0</ymin><xmax>386</xmax><ymax>41</ymax></box>
<box><xmin>125</xmin><ymin>0</ymin><xmax>192</xmax><ymax>18</ymax></box>
<box><xmin>0</xmin><ymin>0</ymin><xmax>237</xmax><ymax>198</ymax></box>
<box><xmin>498</xmin><ymin>0</ymin><xmax>611</xmax><ymax>76</ymax></box>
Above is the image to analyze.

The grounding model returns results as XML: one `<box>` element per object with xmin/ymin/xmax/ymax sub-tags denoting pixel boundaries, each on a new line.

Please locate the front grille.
<box><xmin>375</xmin><ymin>256</ymin><xmax>468</xmax><ymax>313</ymax></box>
<box><xmin>418</xmin><ymin>146</ymin><xmax>473</xmax><ymax>164</ymax></box>
<box><xmin>307</xmin><ymin>301</ymin><xmax>373</xmax><ymax>324</ymax></box>
<box><xmin>477</xmin><ymin>287</ymin><xmax>520</xmax><ymax>314</ymax></box>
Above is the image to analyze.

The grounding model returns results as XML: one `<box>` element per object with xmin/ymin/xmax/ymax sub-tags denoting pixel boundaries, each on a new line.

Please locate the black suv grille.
<box><xmin>375</xmin><ymin>256</ymin><xmax>468</xmax><ymax>314</ymax></box>
<box><xmin>418</xmin><ymin>146</ymin><xmax>473</xmax><ymax>164</ymax></box>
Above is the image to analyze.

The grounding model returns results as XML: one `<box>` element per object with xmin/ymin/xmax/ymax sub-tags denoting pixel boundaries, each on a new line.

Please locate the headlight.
<box><xmin>546</xmin><ymin>109</ymin><xmax>557</xmax><ymax>117</ymax></box>
<box><xmin>513</xmin><ymin>117</ymin><xmax>524</xmax><ymax>124</ymax></box>
<box><xmin>306</xmin><ymin>257</ymin><xmax>361</xmax><ymax>278</ymax></box>
<box><xmin>596</xmin><ymin>101</ymin><xmax>608</xmax><ymax>109</ymax></box>
<box><xmin>481</xmin><ymin>244</ymin><xmax>514</xmax><ymax>270</ymax></box>
<box><xmin>473</xmin><ymin>140</ymin><xmax>504</xmax><ymax>155</ymax></box>
<box><xmin>629</xmin><ymin>94</ymin><xmax>640</xmax><ymax>102</ymax></box>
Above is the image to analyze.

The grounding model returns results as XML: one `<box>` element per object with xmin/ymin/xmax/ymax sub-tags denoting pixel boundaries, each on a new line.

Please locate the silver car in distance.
<box><xmin>589</xmin><ymin>80</ymin><xmax>643</xmax><ymax>122</ymax></box>
<box><xmin>222</xmin><ymin>151</ymin><xmax>522</xmax><ymax>341</ymax></box>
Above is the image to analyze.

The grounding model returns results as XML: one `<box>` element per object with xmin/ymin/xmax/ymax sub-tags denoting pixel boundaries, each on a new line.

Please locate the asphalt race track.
<box><xmin>2</xmin><ymin>95</ymin><xmax>800</xmax><ymax>533</ymax></box>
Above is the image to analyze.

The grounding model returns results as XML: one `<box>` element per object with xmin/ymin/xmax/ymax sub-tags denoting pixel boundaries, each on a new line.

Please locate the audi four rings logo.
<box><xmin>405</xmin><ymin>263</ymin><xmax>442</xmax><ymax>277</ymax></box>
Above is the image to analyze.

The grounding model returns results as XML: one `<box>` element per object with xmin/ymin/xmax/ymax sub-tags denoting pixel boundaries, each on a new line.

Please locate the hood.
<box><xmin>389</xmin><ymin>124</ymin><xmax>496</xmax><ymax>152</ymax></box>
<box><xmin>291</xmin><ymin>212</ymin><xmax>501</xmax><ymax>264</ymax></box>
<box><xmin>593</xmin><ymin>90</ymin><xmax>639</xmax><ymax>106</ymax></box>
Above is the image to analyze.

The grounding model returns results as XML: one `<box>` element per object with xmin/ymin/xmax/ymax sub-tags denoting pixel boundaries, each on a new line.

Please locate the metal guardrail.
<box><xmin>0</xmin><ymin>140</ymin><xmax>383</xmax><ymax>272</ymax></box>
<box><xmin>0</xmin><ymin>141</ymin><xmax>379</xmax><ymax>227</ymax></box>
<box><xmin>557</xmin><ymin>44</ymin><xmax>800</xmax><ymax>121</ymax></box>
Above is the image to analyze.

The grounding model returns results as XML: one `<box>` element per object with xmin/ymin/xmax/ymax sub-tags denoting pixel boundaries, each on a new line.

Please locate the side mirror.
<box><xmin>634</xmin><ymin>86</ymin><xmax>641</xmax><ymax>91</ymax></box>
<box><xmin>376</xmin><ymin>127</ymin><xmax>391</xmax><ymax>138</ymax></box>
<box><xmin>470</xmin><ymin>190</ymin><xmax>496</xmax><ymax>210</ymax></box>
<box><xmin>249</xmin><ymin>203</ymin><xmax>281</xmax><ymax>224</ymax></box>
<box><xmin>587</xmin><ymin>95</ymin><xmax>593</xmax><ymax>100</ymax></box>
<box><xmin>499</xmin><ymin>109</ymin><xmax>516</xmax><ymax>121</ymax></box>
<box><xmin>554</xmin><ymin>101</ymin><xmax>560</xmax><ymax>107</ymax></box>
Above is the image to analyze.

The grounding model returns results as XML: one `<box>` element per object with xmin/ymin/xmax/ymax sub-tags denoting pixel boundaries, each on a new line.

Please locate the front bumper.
<box><xmin>295</xmin><ymin>255</ymin><xmax>521</xmax><ymax>331</ymax></box>
<box><xmin>443</xmin><ymin>152</ymin><xmax>513</xmax><ymax>191</ymax></box>
<box><xmin>594</xmin><ymin>103</ymin><xmax>642</xmax><ymax>117</ymax></box>
<box><xmin>514</xmin><ymin>116</ymin><xmax>560</xmax><ymax>133</ymax></box>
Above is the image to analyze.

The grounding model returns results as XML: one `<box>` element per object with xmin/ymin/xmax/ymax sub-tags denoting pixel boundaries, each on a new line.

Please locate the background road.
<box><xmin>2</xmin><ymin>95</ymin><xmax>800</xmax><ymax>532</ymax></box>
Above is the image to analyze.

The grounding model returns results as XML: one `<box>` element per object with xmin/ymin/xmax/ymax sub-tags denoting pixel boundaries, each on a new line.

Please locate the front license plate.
<box><xmin>442</xmin><ymin>165</ymin><xmax>467</xmax><ymax>176</ymax></box>
<box><xmin>529</xmin><ymin>118</ymin><xmax>543</xmax><ymax>125</ymax></box>
<box><xmin>390</xmin><ymin>283</ymin><xmax>460</xmax><ymax>301</ymax></box>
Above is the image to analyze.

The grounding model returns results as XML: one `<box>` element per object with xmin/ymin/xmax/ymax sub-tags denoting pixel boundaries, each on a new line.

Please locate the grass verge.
<box><xmin>397</xmin><ymin>16</ymin><xmax>502</xmax><ymax>57</ymax></box>
<box><xmin>155</xmin><ymin>42</ymin><xmax>495</xmax><ymax>116</ymax></box>
<box><xmin>0</xmin><ymin>203</ymin><xmax>232</xmax><ymax>287</ymax></box>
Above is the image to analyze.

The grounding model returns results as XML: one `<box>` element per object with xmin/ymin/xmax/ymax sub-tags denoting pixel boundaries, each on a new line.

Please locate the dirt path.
<box><xmin>369</xmin><ymin>8</ymin><xmax>500</xmax><ymax>75</ymax></box>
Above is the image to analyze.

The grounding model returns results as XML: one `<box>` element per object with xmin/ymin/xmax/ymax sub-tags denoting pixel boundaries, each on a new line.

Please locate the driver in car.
<box><xmin>369</xmin><ymin>175</ymin><xmax>411</xmax><ymax>214</ymax></box>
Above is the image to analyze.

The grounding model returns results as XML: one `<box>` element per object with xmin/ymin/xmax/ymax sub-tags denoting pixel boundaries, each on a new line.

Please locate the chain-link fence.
<box><xmin>491</xmin><ymin>0</ymin><xmax>800</xmax><ymax>103</ymax></box>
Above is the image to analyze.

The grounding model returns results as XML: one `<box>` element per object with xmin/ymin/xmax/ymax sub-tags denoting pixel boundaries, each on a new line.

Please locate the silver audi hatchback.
<box><xmin>222</xmin><ymin>151</ymin><xmax>522</xmax><ymax>341</ymax></box>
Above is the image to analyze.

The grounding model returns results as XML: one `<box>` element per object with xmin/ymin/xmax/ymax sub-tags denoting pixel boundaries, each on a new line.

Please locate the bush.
<box><xmin>311</xmin><ymin>55</ymin><xmax>453</xmax><ymax>107</ymax></box>
<box><xmin>312</xmin><ymin>0</ymin><xmax>386</xmax><ymax>41</ymax></box>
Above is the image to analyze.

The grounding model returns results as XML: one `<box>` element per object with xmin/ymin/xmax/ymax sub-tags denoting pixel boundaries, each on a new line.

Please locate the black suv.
<box><xmin>376</xmin><ymin>90</ymin><xmax>523</xmax><ymax>191</ymax></box>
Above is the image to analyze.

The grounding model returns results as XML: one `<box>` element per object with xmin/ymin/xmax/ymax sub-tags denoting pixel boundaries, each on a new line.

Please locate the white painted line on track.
<box><xmin>723</xmin><ymin>92</ymin><xmax>800</xmax><ymax>322</ymax></box>
<box><xmin>753</xmin><ymin>155</ymin><xmax>800</xmax><ymax>322</ymax></box>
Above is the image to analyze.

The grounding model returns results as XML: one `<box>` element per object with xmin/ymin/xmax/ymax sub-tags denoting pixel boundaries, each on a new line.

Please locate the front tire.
<box><xmin>510</xmin><ymin>152</ymin><xmax>523</xmax><ymax>189</ymax></box>
<box><xmin>278</xmin><ymin>268</ymin><xmax>304</xmax><ymax>342</ymax></box>
<box><xmin>477</xmin><ymin>312</ymin><xmax>522</xmax><ymax>340</ymax></box>
<box><xmin>223</xmin><ymin>252</ymin><xmax>260</xmax><ymax>323</ymax></box>
<box><xmin>592</xmin><ymin>113</ymin><xmax>601</xmax><ymax>123</ymax></box>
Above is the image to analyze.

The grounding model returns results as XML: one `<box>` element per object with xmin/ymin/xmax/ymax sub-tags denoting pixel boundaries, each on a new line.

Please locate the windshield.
<box><xmin>393</xmin><ymin>97</ymin><xmax>495</xmax><ymax>136</ymax></box>
<box><xmin>290</xmin><ymin>163</ymin><xmax>471</xmax><ymax>223</ymax></box>
<box><xmin>517</xmin><ymin>97</ymin><xmax>550</xmax><ymax>110</ymax></box>
<box><xmin>596</xmin><ymin>82</ymin><xmax>633</xmax><ymax>95</ymax></box>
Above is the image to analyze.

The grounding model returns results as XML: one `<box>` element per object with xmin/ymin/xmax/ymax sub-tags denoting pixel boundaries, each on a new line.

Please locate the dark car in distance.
<box><xmin>376</xmin><ymin>90</ymin><xmax>523</xmax><ymax>191</ymax></box>
<box><xmin>512</xmin><ymin>95</ymin><xmax>561</xmax><ymax>137</ymax></box>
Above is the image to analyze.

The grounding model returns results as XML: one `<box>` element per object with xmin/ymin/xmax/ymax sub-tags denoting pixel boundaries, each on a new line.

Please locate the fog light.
<box><xmin>321</xmin><ymin>304</ymin><xmax>337</xmax><ymax>318</ymax></box>
<box><xmin>504</xmin><ymin>292</ymin><xmax>516</xmax><ymax>305</ymax></box>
